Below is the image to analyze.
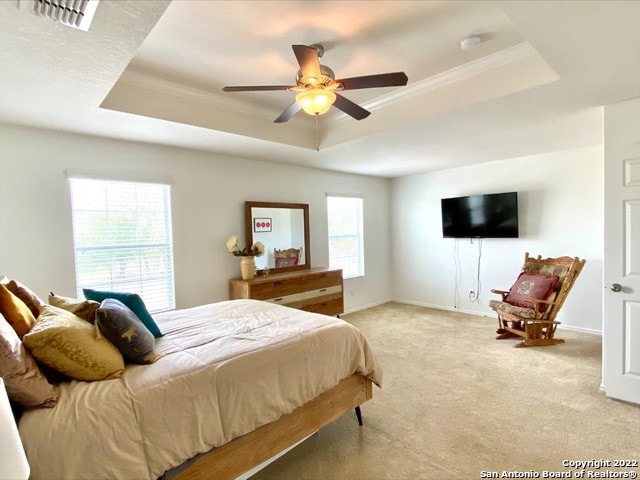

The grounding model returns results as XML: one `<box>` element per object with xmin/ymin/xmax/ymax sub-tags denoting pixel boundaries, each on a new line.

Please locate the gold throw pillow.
<box><xmin>23</xmin><ymin>305</ymin><xmax>124</xmax><ymax>382</ymax></box>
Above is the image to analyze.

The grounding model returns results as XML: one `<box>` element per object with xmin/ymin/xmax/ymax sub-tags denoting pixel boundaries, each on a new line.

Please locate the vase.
<box><xmin>240</xmin><ymin>256</ymin><xmax>256</xmax><ymax>280</ymax></box>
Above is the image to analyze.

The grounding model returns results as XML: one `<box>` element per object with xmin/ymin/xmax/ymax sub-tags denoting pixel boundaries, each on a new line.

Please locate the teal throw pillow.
<box><xmin>82</xmin><ymin>288</ymin><xmax>163</xmax><ymax>338</ymax></box>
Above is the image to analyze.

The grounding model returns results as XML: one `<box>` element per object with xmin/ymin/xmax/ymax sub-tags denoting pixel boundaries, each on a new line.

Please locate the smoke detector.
<box><xmin>460</xmin><ymin>35</ymin><xmax>482</xmax><ymax>51</ymax></box>
<box><xmin>31</xmin><ymin>0</ymin><xmax>100</xmax><ymax>31</ymax></box>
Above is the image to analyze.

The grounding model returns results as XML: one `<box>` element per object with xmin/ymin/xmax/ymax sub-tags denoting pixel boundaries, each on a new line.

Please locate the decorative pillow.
<box><xmin>49</xmin><ymin>292</ymin><xmax>99</xmax><ymax>324</ymax></box>
<box><xmin>6</xmin><ymin>280</ymin><xmax>45</xmax><ymax>318</ymax></box>
<box><xmin>275</xmin><ymin>257</ymin><xmax>298</xmax><ymax>267</ymax></box>
<box><xmin>0</xmin><ymin>313</ymin><xmax>58</xmax><ymax>408</ymax></box>
<box><xmin>0</xmin><ymin>283</ymin><xmax>36</xmax><ymax>339</ymax></box>
<box><xmin>83</xmin><ymin>289</ymin><xmax>163</xmax><ymax>338</ymax></box>
<box><xmin>504</xmin><ymin>272</ymin><xmax>560</xmax><ymax>313</ymax></box>
<box><xmin>23</xmin><ymin>305</ymin><xmax>124</xmax><ymax>382</ymax></box>
<box><xmin>95</xmin><ymin>299</ymin><xmax>160</xmax><ymax>365</ymax></box>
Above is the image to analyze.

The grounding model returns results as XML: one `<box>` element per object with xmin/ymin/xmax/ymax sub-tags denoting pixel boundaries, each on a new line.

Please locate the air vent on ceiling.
<box><xmin>32</xmin><ymin>0</ymin><xmax>99</xmax><ymax>31</ymax></box>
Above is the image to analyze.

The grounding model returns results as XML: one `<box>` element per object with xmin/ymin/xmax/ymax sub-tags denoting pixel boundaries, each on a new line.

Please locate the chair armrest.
<box><xmin>524</xmin><ymin>297</ymin><xmax>558</xmax><ymax>318</ymax></box>
<box><xmin>529</xmin><ymin>298</ymin><xmax>557</xmax><ymax>306</ymax></box>
<box><xmin>491</xmin><ymin>289</ymin><xmax>509</xmax><ymax>301</ymax></box>
<box><xmin>528</xmin><ymin>298</ymin><xmax>557</xmax><ymax>314</ymax></box>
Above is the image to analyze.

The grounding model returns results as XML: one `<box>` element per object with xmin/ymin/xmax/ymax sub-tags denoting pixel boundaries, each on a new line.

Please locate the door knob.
<box><xmin>610</xmin><ymin>283</ymin><xmax>622</xmax><ymax>292</ymax></box>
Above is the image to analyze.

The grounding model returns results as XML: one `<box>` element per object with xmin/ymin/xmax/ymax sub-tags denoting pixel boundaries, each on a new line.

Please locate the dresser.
<box><xmin>229</xmin><ymin>267</ymin><xmax>344</xmax><ymax>316</ymax></box>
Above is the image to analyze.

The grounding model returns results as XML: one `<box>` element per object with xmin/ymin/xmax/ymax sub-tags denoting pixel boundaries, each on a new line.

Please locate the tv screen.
<box><xmin>441</xmin><ymin>192</ymin><xmax>519</xmax><ymax>238</ymax></box>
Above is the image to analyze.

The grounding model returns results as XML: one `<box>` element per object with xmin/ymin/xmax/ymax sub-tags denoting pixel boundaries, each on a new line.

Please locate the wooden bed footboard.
<box><xmin>173</xmin><ymin>374</ymin><xmax>373</xmax><ymax>480</ymax></box>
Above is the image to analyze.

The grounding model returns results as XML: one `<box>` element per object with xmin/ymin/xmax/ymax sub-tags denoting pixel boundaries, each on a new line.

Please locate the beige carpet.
<box><xmin>251</xmin><ymin>302</ymin><xmax>640</xmax><ymax>480</ymax></box>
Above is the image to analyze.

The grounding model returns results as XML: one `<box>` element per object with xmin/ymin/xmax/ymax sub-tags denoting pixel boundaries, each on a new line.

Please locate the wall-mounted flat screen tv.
<box><xmin>441</xmin><ymin>192</ymin><xmax>519</xmax><ymax>238</ymax></box>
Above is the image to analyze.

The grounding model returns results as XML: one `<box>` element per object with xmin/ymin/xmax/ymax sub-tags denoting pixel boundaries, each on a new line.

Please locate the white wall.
<box><xmin>0</xmin><ymin>123</ymin><xmax>606</xmax><ymax>330</ymax></box>
<box><xmin>390</xmin><ymin>145</ymin><xmax>604</xmax><ymax>332</ymax></box>
<box><xmin>0</xmin><ymin>124</ymin><xmax>391</xmax><ymax>312</ymax></box>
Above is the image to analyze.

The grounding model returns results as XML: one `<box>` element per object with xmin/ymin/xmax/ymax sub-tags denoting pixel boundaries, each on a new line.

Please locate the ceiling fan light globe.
<box><xmin>295</xmin><ymin>88</ymin><xmax>336</xmax><ymax>116</ymax></box>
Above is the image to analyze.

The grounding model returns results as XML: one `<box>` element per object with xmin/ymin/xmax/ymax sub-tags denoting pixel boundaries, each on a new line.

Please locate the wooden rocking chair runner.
<box><xmin>489</xmin><ymin>252</ymin><xmax>586</xmax><ymax>348</ymax></box>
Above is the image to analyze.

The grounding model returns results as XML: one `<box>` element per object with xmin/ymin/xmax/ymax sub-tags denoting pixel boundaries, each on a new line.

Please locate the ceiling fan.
<box><xmin>222</xmin><ymin>44</ymin><xmax>408</xmax><ymax>123</ymax></box>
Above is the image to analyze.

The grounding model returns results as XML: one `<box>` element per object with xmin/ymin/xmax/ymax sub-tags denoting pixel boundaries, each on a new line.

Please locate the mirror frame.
<box><xmin>245</xmin><ymin>201</ymin><xmax>311</xmax><ymax>274</ymax></box>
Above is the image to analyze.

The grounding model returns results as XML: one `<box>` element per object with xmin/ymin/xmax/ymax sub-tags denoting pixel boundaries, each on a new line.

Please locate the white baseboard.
<box><xmin>557</xmin><ymin>324</ymin><xmax>602</xmax><ymax>335</ymax></box>
<box><xmin>391</xmin><ymin>299</ymin><xmax>603</xmax><ymax>335</ymax></box>
<box><xmin>391</xmin><ymin>298</ymin><xmax>489</xmax><ymax>318</ymax></box>
<box><xmin>343</xmin><ymin>298</ymin><xmax>393</xmax><ymax>315</ymax></box>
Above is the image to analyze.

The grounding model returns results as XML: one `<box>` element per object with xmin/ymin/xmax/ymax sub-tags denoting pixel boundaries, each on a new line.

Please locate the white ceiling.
<box><xmin>1</xmin><ymin>0</ymin><xmax>639</xmax><ymax>178</ymax></box>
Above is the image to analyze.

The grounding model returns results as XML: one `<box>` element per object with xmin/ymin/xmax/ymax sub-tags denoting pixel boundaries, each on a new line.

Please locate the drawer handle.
<box><xmin>273</xmin><ymin>281</ymin><xmax>282</xmax><ymax>285</ymax></box>
<box><xmin>274</xmin><ymin>297</ymin><xmax>284</xmax><ymax>302</ymax></box>
<box><xmin>319</xmin><ymin>288</ymin><xmax>327</xmax><ymax>292</ymax></box>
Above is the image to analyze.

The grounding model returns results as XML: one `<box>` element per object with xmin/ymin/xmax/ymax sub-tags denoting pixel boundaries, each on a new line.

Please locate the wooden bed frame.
<box><xmin>173</xmin><ymin>374</ymin><xmax>373</xmax><ymax>480</ymax></box>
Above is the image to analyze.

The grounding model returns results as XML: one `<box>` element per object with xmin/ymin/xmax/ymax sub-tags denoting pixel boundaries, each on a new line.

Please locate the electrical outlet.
<box><xmin>350</xmin><ymin>289</ymin><xmax>355</xmax><ymax>298</ymax></box>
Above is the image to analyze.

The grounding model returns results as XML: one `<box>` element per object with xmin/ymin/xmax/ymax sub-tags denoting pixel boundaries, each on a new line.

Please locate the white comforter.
<box><xmin>19</xmin><ymin>299</ymin><xmax>382</xmax><ymax>480</ymax></box>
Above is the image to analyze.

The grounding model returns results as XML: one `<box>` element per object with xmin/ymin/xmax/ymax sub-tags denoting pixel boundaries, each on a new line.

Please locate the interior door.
<box><xmin>604</xmin><ymin>140</ymin><xmax>640</xmax><ymax>404</ymax></box>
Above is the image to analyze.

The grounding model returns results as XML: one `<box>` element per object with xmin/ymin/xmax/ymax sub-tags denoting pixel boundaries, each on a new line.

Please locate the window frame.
<box><xmin>67</xmin><ymin>175</ymin><xmax>176</xmax><ymax>313</ymax></box>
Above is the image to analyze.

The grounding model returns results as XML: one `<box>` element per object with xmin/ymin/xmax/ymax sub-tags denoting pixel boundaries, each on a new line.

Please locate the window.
<box><xmin>68</xmin><ymin>177</ymin><xmax>175</xmax><ymax>312</ymax></box>
<box><xmin>327</xmin><ymin>195</ymin><xmax>364</xmax><ymax>278</ymax></box>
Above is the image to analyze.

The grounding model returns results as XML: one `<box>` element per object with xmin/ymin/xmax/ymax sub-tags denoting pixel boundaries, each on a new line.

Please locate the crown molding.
<box><xmin>116</xmin><ymin>70</ymin><xmax>311</xmax><ymax>128</ymax></box>
<box><xmin>334</xmin><ymin>42</ymin><xmax>539</xmax><ymax>123</ymax></box>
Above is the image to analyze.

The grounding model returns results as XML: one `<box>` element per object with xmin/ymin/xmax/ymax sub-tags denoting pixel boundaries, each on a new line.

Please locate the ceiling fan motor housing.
<box><xmin>296</xmin><ymin>65</ymin><xmax>337</xmax><ymax>89</ymax></box>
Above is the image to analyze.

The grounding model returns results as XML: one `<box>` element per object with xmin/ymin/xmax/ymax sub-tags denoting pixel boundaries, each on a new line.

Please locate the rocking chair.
<box><xmin>489</xmin><ymin>252</ymin><xmax>586</xmax><ymax>347</ymax></box>
<box><xmin>274</xmin><ymin>247</ymin><xmax>303</xmax><ymax>268</ymax></box>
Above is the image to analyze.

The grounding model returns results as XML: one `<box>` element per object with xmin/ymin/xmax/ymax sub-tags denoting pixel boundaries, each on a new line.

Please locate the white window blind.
<box><xmin>327</xmin><ymin>195</ymin><xmax>364</xmax><ymax>279</ymax></box>
<box><xmin>69</xmin><ymin>177</ymin><xmax>175</xmax><ymax>312</ymax></box>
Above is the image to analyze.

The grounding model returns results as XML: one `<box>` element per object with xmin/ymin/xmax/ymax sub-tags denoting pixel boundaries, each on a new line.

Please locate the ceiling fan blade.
<box><xmin>292</xmin><ymin>45</ymin><xmax>321</xmax><ymax>80</ymax></box>
<box><xmin>336</xmin><ymin>72</ymin><xmax>408</xmax><ymax>90</ymax></box>
<box><xmin>274</xmin><ymin>102</ymin><xmax>302</xmax><ymax>123</ymax></box>
<box><xmin>222</xmin><ymin>85</ymin><xmax>292</xmax><ymax>92</ymax></box>
<box><xmin>333</xmin><ymin>93</ymin><xmax>370</xmax><ymax>120</ymax></box>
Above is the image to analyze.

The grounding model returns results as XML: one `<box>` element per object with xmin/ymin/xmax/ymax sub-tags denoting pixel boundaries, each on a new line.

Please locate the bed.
<box><xmin>17</xmin><ymin>299</ymin><xmax>382</xmax><ymax>480</ymax></box>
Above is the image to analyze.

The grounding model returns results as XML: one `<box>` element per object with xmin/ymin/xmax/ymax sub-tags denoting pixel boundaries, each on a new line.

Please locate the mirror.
<box><xmin>245</xmin><ymin>201</ymin><xmax>310</xmax><ymax>273</ymax></box>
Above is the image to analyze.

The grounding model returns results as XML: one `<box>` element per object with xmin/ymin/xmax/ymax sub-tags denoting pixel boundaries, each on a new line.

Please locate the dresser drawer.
<box><xmin>264</xmin><ymin>291</ymin><xmax>306</xmax><ymax>307</ymax></box>
<box><xmin>302</xmin><ymin>297</ymin><xmax>344</xmax><ymax>316</ymax></box>
<box><xmin>250</xmin><ymin>278</ymin><xmax>301</xmax><ymax>300</ymax></box>
<box><xmin>299</xmin><ymin>290</ymin><xmax>342</xmax><ymax>308</ymax></box>
<box><xmin>301</xmin><ymin>271</ymin><xmax>342</xmax><ymax>291</ymax></box>
<box><xmin>229</xmin><ymin>268</ymin><xmax>344</xmax><ymax>316</ymax></box>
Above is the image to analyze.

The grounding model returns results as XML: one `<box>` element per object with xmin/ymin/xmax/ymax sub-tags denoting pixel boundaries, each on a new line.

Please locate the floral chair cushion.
<box><xmin>525</xmin><ymin>263</ymin><xmax>570</xmax><ymax>281</ymax></box>
<box><xmin>489</xmin><ymin>300</ymin><xmax>537</xmax><ymax>319</ymax></box>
